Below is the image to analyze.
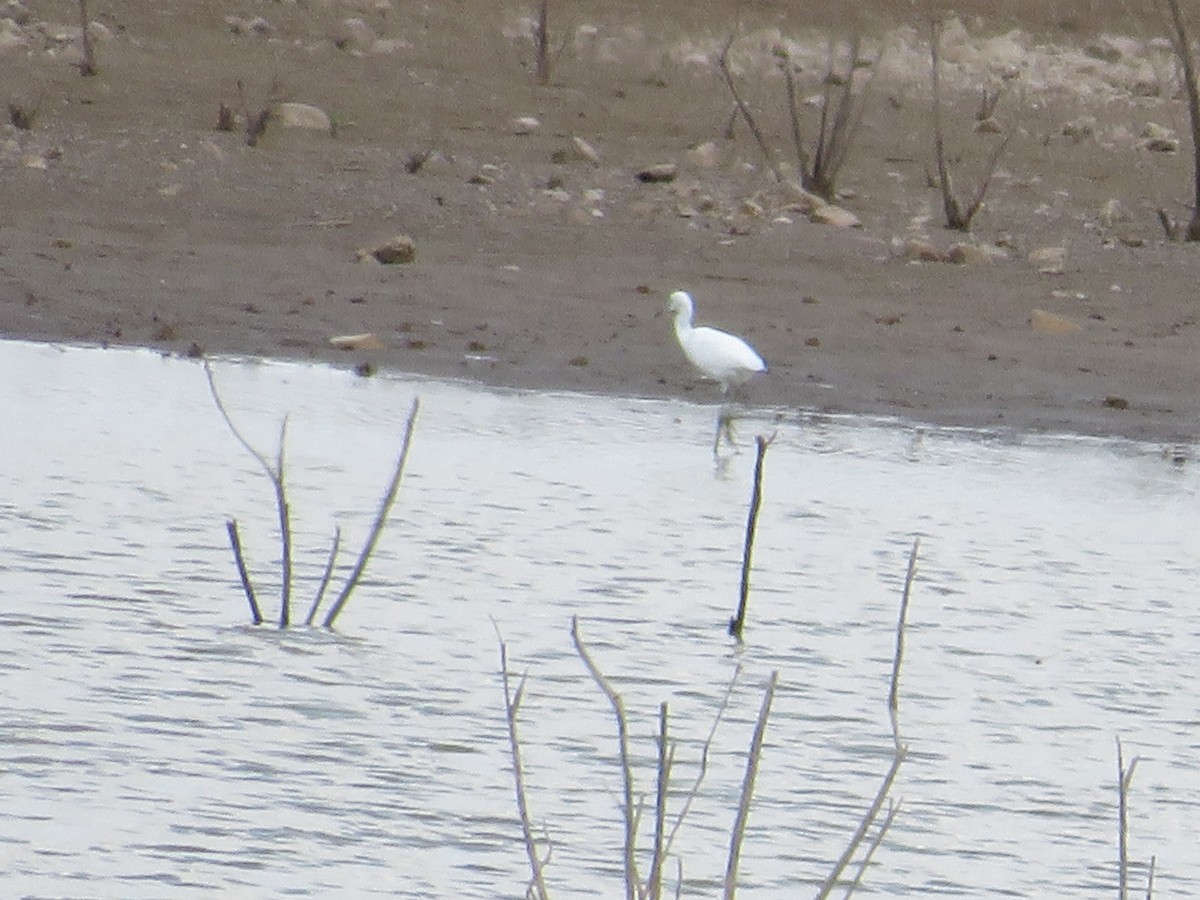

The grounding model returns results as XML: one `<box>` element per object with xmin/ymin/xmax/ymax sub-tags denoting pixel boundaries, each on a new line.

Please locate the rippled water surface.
<box><xmin>2</xmin><ymin>341</ymin><xmax>1198</xmax><ymax>897</ymax></box>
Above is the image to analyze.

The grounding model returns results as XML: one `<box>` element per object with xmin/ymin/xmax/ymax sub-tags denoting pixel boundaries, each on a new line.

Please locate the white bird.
<box><xmin>667</xmin><ymin>290</ymin><xmax>767</xmax><ymax>394</ymax></box>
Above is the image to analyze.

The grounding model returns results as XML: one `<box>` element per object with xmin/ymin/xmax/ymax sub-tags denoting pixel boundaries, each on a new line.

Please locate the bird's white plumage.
<box><xmin>668</xmin><ymin>290</ymin><xmax>766</xmax><ymax>392</ymax></box>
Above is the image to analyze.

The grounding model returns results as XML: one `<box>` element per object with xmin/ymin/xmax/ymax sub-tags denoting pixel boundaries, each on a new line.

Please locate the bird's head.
<box><xmin>667</xmin><ymin>290</ymin><xmax>693</xmax><ymax>318</ymax></box>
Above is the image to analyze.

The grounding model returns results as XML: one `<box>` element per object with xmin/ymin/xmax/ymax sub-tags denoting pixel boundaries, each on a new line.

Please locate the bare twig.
<box><xmin>322</xmin><ymin>397</ymin><xmax>420</xmax><ymax>629</ymax></box>
<box><xmin>1117</xmin><ymin>737</ymin><xmax>1140</xmax><ymax>900</ymax></box>
<box><xmin>571</xmin><ymin>615</ymin><xmax>639</xmax><ymax>899</ymax></box>
<box><xmin>1160</xmin><ymin>0</ymin><xmax>1200</xmax><ymax>239</ymax></box>
<box><xmin>647</xmin><ymin>702</ymin><xmax>673</xmax><ymax>899</ymax></box>
<box><xmin>204</xmin><ymin>361</ymin><xmax>294</xmax><ymax>628</ymax></box>
<box><xmin>729</xmin><ymin>433</ymin><xmax>774</xmax><ymax>640</ymax></box>
<box><xmin>815</xmin><ymin>750</ymin><xmax>906</xmax><ymax>900</ymax></box>
<box><xmin>816</xmin><ymin>539</ymin><xmax>917</xmax><ymax>897</ymax></box>
<box><xmin>497</xmin><ymin>629</ymin><xmax>552</xmax><ymax>900</ymax></box>
<box><xmin>533</xmin><ymin>0</ymin><xmax>551</xmax><ymax>85</ymax></box>
<box><xmin>304</xmin><ymin>526</ymin><xmax>341</xmax><ymax>626</ymax></box>
<box><xmin>662</xmin><ymin>665</ymin><xmax>741</xmax><ymax>860</ymax></box>
<box><xmin>77</xmin><ymin>0</ymin><xmax>97</xmax><ymax>76</ymax></box>
<box><xmin>718</xmin><ymin>29</ymin><xmax>785</xmax><ymax>183</ymax></box>
<box><xmin>888</xmin><ymin>538</ymin><xmax>919</xmax><ymax>748</ymax></box>
<box><xmin>236</xmin><ymin>80</ymin><xmax>272</xmax><ymax>147</ymax></box>
<box><xmin>930</xmin><ymin>19</ymin><xmax>1010</xmax><ymax>231</ymax></box>
<box><xmin>225</xmin><ymin>518</ymin><xmax>262</xmax><ymax>625</ymax></box>
<box><xmin>843</xmin><ymin>800</ymin><xmax>901</xmax><ymax>898</ymax></box>
<box><xmin>1157</xmin><ymin>207</ymin><xmax>1182</xmax><ymax>241</ymax></box>
<box><xmin>722</xmin><ymin>670</ymin><xmax>778</xmax><ymax>900</ymax></box>
<box><xmin>776</xmin><ymin>37</ymin><xmax>877</xmax><ymax>200</ymax></box>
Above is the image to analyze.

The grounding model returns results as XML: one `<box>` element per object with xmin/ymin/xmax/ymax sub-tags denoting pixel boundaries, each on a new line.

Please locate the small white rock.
<box><xmin>810</xmin><ymin>203</ymin><xmax>861</xmax><ymax>228</ymax></box>
<box><xmin>273</xmin><ymin>102</ymin><xmax>333</xmax><ymax>132</ymax></box>
<box><xmin>512</xmin><ymin>116</ymin><xmax>540</xmax><ymax>135</ymax></box>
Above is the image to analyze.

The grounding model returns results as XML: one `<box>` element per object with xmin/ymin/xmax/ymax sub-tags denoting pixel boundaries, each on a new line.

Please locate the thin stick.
<box><xmin>225</xmin><ymin>518</ymin><xmax>262</xmax><ymax>625</ymax></box>
<box><xmin>274</xmin><ymin>418</ymin><xmax>292</xmax><ymax>628</ymax></box>
<box><xmin>205</xmin><ymin>361</ymin><xmax>292</xmax><ymax>628</ymax></box>
<box><xmin>497</xmin><ymin>630</ymin><xmax>551</xmax><ymax>900</ymax></box>
<box><xmin>1145</xmin><ymin>854</ymin><xmax>1156</xmax><ymax>900</ymax></box>
<box><xmin>888</xmin><ymin>538</ymin><xmax>919</xmax><ymax>747</ymax></box>
<box><xmin>718</xmin><ymin>29</ymin><xmax>784</xmax><ymax>183</ymax></box>
<box><xmin>729</xmin><ymin>434</ymin><xmax>773</xmax><ymax>640</ymax></box>
<box><xmin>323</xmin><ymin>397</ymin><xmax>420</xmax><ymax>628</ymax></box>
<box><xmin>647</xmin><ymin>701</ymin><xmax>672</xmax><ymax>899</ymax></box>
<box><xmin>815</xmin><ymin>749</ymin><xmax>906</xmax><ymax>899</ymax></box>
<box><xmin>821</xmin><ymin>36</ymin><xmax>877</xmax><ymax>194</ymax></box>
<box><xmin>663</xmin><ymin>665</ymin><xmax>741</xmax><ymax>858</ymax></box>
<box><xmin>571</xmin><ymin>616</ymin><xmax>639</xmax><ymax>899</ymax></box>
<box><xmin>77</xmin><ymin>0</ymin><xmax>97</xmax><ymax>76</ymax></box>
<box><xmin>930</xmin><ymin>19</ymin><xmax>960</xmax><ymax>229</ymax></box>
<box><xmin>722</xmin><ymin>669</ymin><xmax>778</xmax><ymax>900</ymax></box>
<box><xmin>533</xmin><ymin>0</ymin><xmax>551</xmax><ymax>85</ymax></box>
<box><xmin>929</xmin><ymin>19</ymin><xmax>1008</xmax><ymax>230</ymax></box>
<box><xmin>817</xmin><ymin>541</ymin><xmax>917</xmax><ymax>897</ymax></box>
<box><xmin>1117</xmin><ymin>737</ymin><xmax>1140</xmax><ymax>900</ymax></box>
<box><xmin>842</xmin><ymin>800</ymin><xmax>900</xmax><ymax>898</ymax></box>
<box><xmin>305</xmin><ymin>526</ymin><xmax>342</xmax><ymax>626</ymax></box>
<box><xmin>780</xmin><ymin>50</ymin><xmax>813</xmax><ymax>184</ymax></box>
<box><xmin>1162</xmin><ymin>0</ymin><xmax>1200</xmax><ymax>239</ymax></box>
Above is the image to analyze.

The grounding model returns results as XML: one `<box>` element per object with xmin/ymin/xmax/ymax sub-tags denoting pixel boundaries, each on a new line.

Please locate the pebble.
<box><xmin>636</xmin><ymin>163</ymin><xmax>678</xmax><ymax>183</ymax></box>
<box><xmin>357</xmin><ymin>234</ymin><xmax>416</xmax><ymax>264</ymax></box>
<box><xmin>273</xmin><ymin>102</ymin><xmax>333</xmax><ymax>132</ymax></box>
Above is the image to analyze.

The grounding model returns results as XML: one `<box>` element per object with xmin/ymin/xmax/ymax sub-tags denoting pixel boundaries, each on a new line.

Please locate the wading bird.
<box><xmin>667</xmin><ymin>290</ymin><xmax>766</xmax><ymax>394</ymax></box>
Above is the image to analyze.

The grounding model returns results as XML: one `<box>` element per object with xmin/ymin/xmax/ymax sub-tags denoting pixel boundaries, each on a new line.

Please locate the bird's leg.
<box><xmin>715</xmin><ymin>404</ymin><xmax>741</xmax><ymax>455</ymax></box>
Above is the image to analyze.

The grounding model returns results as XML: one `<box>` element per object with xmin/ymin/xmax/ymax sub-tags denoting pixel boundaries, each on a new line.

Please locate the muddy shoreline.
<box><xmin>4</xmin><ymin>1</ymin><xmax>1200</xmax><ymax>446</ymax></box>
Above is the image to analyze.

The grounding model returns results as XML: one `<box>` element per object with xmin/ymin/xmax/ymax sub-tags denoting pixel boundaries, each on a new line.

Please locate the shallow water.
<box><xmin>1</xmin><ymin>340</ymin><xmax>1197</xmax><ymax>898</ymax></box>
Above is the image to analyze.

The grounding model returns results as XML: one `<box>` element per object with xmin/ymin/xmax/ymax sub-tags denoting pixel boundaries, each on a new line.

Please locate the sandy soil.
<box><xmin>3</xmin><ymin>1</ymin><xmax>1200</xmax><ymax>444</ymax></box>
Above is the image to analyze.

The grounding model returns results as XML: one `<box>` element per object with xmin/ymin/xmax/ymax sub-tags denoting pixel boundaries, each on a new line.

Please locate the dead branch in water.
<box><xmin>722</xmin><ymin>669</ymin><xmax>777</xmax><ymax>900</ymax></box>
<box><xmin>205</xmin><ymin>361</ymin><xmax>418</xmax><ymax>629</ymax></box>
<box><xmin>729</xmin><ymin>433</ymin><xmax>775</xmax><ymax>641</ymax></box>
<box><xmin>205</xmin><ymin>360</ymin><xmax>294</xmax><ymax>628</ymax></box>
<box><xmin>225</xmin><ymin>518</ymin><xmax>262</xmax><ymax>625</ymax></box>
<box><xmin>930</xmin><ymin>18</ymin><xmax>1011</xmax><ymax>231</ymax></box>
<box><xmin>570</xmin><ymin>616</ymin><xmax>739</xmax><ymax>898</ymax></box>
<box><xmin>321</xmin><ymin>397</ymin><xmax>420</xmax><ymax>629</ymax></box>
<box><xmin>1116</xmin><ymin>737</ymin><xmax>1156</xmax><ymax>900</ymax></box>
<box><xmin>815</xmin><ymin>538</ymin><xmax>918</xmax><ymax>898</ymax></box>
<box><xmin>497</xmin><ymin>627</ymin><xmax>552</xmax><ymax>900</ymax></box>
<box><xmin>304</xmin><ymin>526</ymin><xmax>341</xmax><ymax>626</ymax></box>
<box><xmin>572</xmin><ymin>616</ymin><xmax>639</xmax><ymax>896</ymax></box>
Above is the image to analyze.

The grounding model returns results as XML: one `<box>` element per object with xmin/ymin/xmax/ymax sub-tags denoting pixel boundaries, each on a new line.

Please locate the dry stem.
<box><xmin>77</xmin><ymin>0</ymin><xmax>97</xmax><ymax>76</ymax></box>
<box><xmin>204</xmin><ymin>360</ymin><xmax>294</xmax><ymax>628</ymax></box>
<box><xmin>722</xmin><ymin>669</ymin><xmax>778</xmax><ymax>899</ymax></box>
<box><xmin>718</xmin><ymin>30</ymin><xmax>785</xmax><ymax>184</ymax></box>
<box><xmin>1160</xmin><ymin>0</ymin><xmax>1200</xmax><ymax>239</ymax></box>
<box><xmin>322</xmin><ymin>397</ymin><xmax>420</xmax><ymax>628</ymax></box>
<box><xmin>1117</xmin><ymin>737</ymin><xmax>1140</xmax><ymax>900</ymax></box>
<box><xmin>498</xmin><ymin>630</ymin><xmax>552</xmax><ymax>900</ymax></box>
<box><xmin>930</xmin><ymin>19</ymin><xmax>1010</xmax><ymax>231</ymax></box>
<box><xmin>729</xmin><ymin>433</ymin><xmax>774</xmax><ymax>640</ymax></box>
<box><xmin>225</xmin><ymin>518</ymin><xmax>262</xmax><ymax>625</ymax></box>
<box><xmin>816</xmin><ymin>537</ymin><xmax>918</xmax><ymax>897</ymax></box>
<box><xmin>571</xmin><ymin>616</ymin><xmax>639</xmax><ymax>898</ymax></box>
<box><xmin>304</xmin><ymin>526</ymin><xmax>341</xmax><ymax>626</ymax></box>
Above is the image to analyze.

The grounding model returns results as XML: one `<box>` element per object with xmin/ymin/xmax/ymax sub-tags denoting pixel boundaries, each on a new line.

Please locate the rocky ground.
<box><xmin>4</xmin><ymin>0</ymin><xmax>1200</xmax><ymax>444</ymax></box>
